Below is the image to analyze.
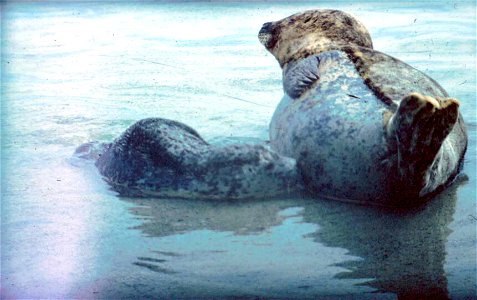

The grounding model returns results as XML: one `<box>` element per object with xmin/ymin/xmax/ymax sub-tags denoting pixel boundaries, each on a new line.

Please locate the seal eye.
<box><xmin>302</xmin><ymin>16</ymin><xmax>313</xmax><ymax>24</ymax></box>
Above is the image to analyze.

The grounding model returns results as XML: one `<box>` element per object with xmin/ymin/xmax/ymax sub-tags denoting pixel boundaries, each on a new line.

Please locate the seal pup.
<box><xmin>75</xmin><ymin>118</ymin><xmax>300</xmax><ymax>199</ymax></box>
<box><xmin>258</xmin><ymin>9</ymin><xmax>467</xmax><ymax>205</ymax></box>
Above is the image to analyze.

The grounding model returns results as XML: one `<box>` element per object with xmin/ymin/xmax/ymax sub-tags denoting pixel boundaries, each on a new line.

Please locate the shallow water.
<box><xmin>1</xmin><ymin>1</ymin><xmax>476</xmax><ymax>299</ymax></box>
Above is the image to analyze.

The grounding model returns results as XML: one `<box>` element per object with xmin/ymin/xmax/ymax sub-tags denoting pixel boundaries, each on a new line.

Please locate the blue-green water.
<box><xmin>1</xmin><ymin>1</ymin><xmax>476</xmax><ymax>299</ymax></box>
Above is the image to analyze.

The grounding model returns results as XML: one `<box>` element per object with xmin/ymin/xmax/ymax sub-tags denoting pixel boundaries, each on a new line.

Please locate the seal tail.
<box><xmin>386</xmin><ymin>92</ymin><xmax>460</xmax><ymax>196</ymax></box>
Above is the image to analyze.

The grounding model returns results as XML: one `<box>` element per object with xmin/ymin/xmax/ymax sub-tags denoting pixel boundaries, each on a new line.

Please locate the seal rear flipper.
<box><xmin>386</xmin><ymin>92</ymin><xmax>460</xmax><ymax>196</ymax></box>
<box><xmin>283</xmin><ymin>55</ymin><xmax>320</xmax><ymax>99</ymax></box>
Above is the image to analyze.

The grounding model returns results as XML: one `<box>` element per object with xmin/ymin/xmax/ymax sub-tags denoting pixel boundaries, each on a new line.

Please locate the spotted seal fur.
<box><xmin>75</xmin><ymin>118</ymin><xmax>300</xmax><ymax>199</ymax></box>
<box><xmin>259</xmin><ymin>9</ymin><xmax>467</xmax><ymax>205</ymax></box>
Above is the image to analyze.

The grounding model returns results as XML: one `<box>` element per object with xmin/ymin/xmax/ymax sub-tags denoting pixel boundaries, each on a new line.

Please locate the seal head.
<box><xmin>258</xmin><ymin>9</ymin><xmax>373</xmax><ymax>67</ymax></box>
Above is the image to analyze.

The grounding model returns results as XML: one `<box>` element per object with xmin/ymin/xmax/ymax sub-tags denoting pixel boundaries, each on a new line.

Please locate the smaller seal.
<box><xmin>75</xmin><ymin>118</ymin><xmax>300</xmax><ymax>199</ymax></box>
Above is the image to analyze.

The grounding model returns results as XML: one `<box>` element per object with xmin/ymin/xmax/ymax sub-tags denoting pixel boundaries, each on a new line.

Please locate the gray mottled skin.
<box><xmin>75</xmin><ymin>118</ymin><xmax>300</xmax><ymax>199</ymax></box>
<box><xmin>260</xmin><ymin>9</ymin><xmax>467</xmax><ymax>205</ymax></box>
<box><xmin>270</xmin><ymin>51</ymin><xmax>391</xmax><ymax>203</ymax></box>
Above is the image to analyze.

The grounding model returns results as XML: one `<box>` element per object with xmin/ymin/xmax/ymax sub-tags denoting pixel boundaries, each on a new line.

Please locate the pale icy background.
<box><xmin>1</xmin><ymin>1</ymin><xmax>476</xmax><ymax>298</ymax></box>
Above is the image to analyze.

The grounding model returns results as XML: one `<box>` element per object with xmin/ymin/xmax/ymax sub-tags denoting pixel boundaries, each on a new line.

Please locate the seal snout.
<box><xmin>260</xmin><ymin>22</ymin><xmax>273</xmax><ymax>32</ymax></box>
<box><xmin>258</xmin><ymin>22</ymin><xmax>274</xmax><ymax>48</ymax></box>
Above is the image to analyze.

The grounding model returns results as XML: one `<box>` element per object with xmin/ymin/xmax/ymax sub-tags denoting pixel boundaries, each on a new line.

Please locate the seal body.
<box><xmin>270</xmin><ymin>51</ymin><xmax>391</xmax><ymax>202</ymax></box>
<box><xmin>260</xmin><ymin>9</ymin><xmax>467</xmax><ymax>205</ymax></box>
<box><xmin>81</xmin><ymin>118</ymin><xmax>300</xmax><ymax>199</ymax></box>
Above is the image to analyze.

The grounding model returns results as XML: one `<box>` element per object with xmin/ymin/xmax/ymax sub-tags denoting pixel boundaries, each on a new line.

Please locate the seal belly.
<box><xmin>270</xmin><ymin>51</ymin><xmax>392</xmax><ymax>203</ymax></box>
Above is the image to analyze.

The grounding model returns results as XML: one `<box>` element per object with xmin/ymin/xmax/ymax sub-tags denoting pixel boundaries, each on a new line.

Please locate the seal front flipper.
<box><xmin>283</xmin><ymin>52</ymin><xmax>343</xmax><ymax>99</ymax></box>
<box><xmin>386</xmin><ymin>92</ymin><xmax>460</xmax><ymax>196</ymax></box>
<box><xmin>283</xmin><ymin>55</ymin><xmax>320</xmax><ymax>99</ymax></box>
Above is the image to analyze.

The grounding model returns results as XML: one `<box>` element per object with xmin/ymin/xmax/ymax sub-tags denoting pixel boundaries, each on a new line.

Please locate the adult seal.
<box><xmin>258</xmin><ymin>9</ymin><xmax>467</xmax><ymax>205</ymax></box>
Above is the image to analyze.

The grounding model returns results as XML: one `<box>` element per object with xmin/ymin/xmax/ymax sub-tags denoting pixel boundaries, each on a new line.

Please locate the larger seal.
<box><xmin>258</xmin><ymin>9</ymin><xmax>467</xmax><ymax>205</ymax></box>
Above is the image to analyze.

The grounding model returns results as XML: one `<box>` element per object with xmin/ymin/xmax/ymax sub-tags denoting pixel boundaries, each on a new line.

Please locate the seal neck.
<box><xmin>279</xmin><ymin>41</ymin><xmax>350</xmax><ymax>69</ymax></box>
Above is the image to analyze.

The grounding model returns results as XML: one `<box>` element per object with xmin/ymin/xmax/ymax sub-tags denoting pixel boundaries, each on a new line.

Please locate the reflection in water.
<box><xmin>128</xmin><ymin>198</ymin><xmax>293</xmax><ymax>237</ymax></box>
<box><xmin>303</xmin><ymin>178</ymin><xmax>466</xmax><ymax>300</ymax></box>
<box><xmin>123</xmin><ymin>177</ymin><xmax>465</xmax><ymax>299</ymax></box>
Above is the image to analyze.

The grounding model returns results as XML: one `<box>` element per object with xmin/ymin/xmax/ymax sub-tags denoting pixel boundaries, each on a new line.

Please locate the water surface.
<box><xmin>1</xmin><ymin>1</ymin><xmax>476</xmax><ymax>298</ymax></box>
